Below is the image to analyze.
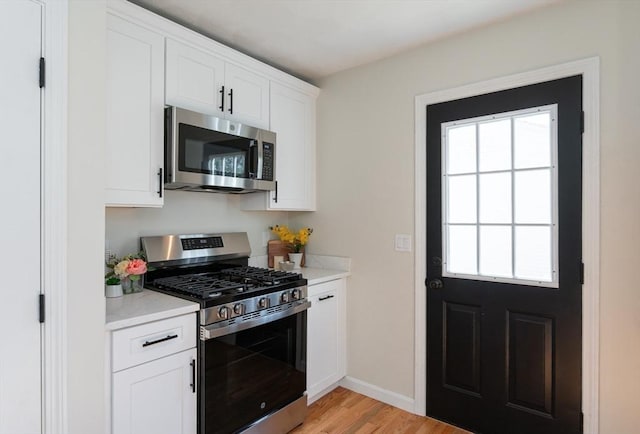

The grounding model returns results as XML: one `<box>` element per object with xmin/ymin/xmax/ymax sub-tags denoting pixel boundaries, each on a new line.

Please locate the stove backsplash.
<box><xmin>105</xmin><ymin>191</ymin><xmax>289</xmax><ymax>259</ymax></box>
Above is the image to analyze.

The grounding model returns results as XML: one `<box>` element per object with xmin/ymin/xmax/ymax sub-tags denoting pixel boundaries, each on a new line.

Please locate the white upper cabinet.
<box><xmin>242</xmin><ymin>82</ymin><xmax>317</xmax><ymax>211</ymax></box>
<box><xmin>165</xmin><ymin>38</ymin><xmax>224</xmax><ymax>116</ymax></box>
<box><xmin>106</xmin><ymin>0</ymin><xmax>318</xmax><ymax>209</ymax></box>
<box><xmin>224</xmin><ymin>63</ymin><xmax>270</xmax><ymax>129</ymax></box>
<box><xmin>106</xmin><ymin>13</ymin><xmax>165</xmax><ymax>207</ymax></box>
<box><xmin>165</xmin><ymin>39</ymin><xmax>270</xmax><ymax>129</ymax></box>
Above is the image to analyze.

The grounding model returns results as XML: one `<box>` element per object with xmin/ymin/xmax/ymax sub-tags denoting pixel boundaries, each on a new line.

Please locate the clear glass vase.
<box><xmin>122</xmin><ymin>275</ymin><xmax>144</xmax><ymax>294</ymax></box>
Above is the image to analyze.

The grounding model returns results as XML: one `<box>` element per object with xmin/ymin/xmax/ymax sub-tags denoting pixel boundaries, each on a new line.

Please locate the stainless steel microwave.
<box><xmin>164</xmin><ymin>106</ymin><xmax>276</xmax><ymax>193</ymax></box>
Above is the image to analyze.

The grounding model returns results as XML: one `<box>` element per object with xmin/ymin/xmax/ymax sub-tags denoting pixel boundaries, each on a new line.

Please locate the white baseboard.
<box><xmin>339</xmin><ymin>376</ymin><xmax>415</xmax><ymax>414</ymax></box>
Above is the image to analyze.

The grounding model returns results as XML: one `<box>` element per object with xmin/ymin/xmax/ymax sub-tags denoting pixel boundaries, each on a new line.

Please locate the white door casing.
<box><xmin>0</xmin><ymin>2</ymin><xmax>43</xmax><ymax>432</ymax></box>
<box><xmin>414</xmin><ymin>58</ymin><xmax>600</xmax><ymax>433</ymax></box>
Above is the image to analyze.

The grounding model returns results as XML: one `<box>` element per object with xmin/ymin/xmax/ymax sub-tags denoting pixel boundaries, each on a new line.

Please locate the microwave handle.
<box><xmin>249</xmin><ymin>140</ymin><xmax>263</xmax><ymax>180</ymax></box>
<box><xmin>249</xmin><ymin>140</ymin><xmax>263</xmax><ymax>179</ymax></box>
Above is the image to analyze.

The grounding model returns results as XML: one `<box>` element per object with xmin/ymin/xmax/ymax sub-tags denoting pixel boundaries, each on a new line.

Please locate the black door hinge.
<box><xmin>39</xmin><ymin>57</ymin><xmax>45</xmax><ymax>88</ymax></box>
<box><xmin>579</xmin><ymin>262</ymin><xmax>585</xmax><ymax>285</ymax></box>
<box><xmin>39</xmin><ymin>294</ymin><xmax>45</xmax><ymax>323</ymax></box>
<box><xmin>580</xmin><ymin>111</ymin><xmax>585</xmax><ymax>134</ymax></box>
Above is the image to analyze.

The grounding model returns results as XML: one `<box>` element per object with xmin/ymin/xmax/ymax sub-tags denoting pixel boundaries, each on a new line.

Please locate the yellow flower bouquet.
<box><xmin>270</xmin><ymin>225</ymin><xmax>313</xmax><ymax>253</ymax></box>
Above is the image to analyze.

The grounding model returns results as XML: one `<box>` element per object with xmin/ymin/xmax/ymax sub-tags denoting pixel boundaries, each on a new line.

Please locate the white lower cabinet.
<box><xmin>110</xmin><ymin>313</ymin><xmax>197</xmax><ymax>434</ymax></box>
<box><xmin>307</xmin><ymin>278</ymin><xmax>346</xmax><ymax>402</ymax></box>
<box><xmin>112</xmin><ymin>348</ymin><xmax>197</xmax><ymax>434</ymax></box>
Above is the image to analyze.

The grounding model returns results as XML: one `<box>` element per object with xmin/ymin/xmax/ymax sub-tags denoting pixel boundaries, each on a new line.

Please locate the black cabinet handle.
<box><xmin>273</xmin><ymin>180</ymin><xmax>278</xmax><ymax>203</ymax></box>
<box><xmin>142</xmin><ymin>334</ymin><xmax>178</xmax><ymax>347</ymax></box>
<box><xmin>228</xmin><ymin>88</ymin><xmax>233</xmax><ymax>114</ymax></box>
<box><xmin>318</xmin><ymin>295</ymin><xmax>335</xmax><ymax>302</ymax></box>
<box><xmin>219</xmin><ymin>85</ymin><xmax>225</xmax><ymax>112</ymax></box>
<box><xmin>190</xmin><ymin>359</ymin><xmax>196</xmax><ymax>393</ymax></box>
<box><xmin>157</xmin><ymin>168</ymin><xmax>163</xmax><ymax>198</ymax></box>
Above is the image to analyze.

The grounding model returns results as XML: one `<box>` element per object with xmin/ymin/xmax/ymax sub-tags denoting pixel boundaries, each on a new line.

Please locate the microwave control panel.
<box><xmin>262</xmin><ymin>142</ymin><xmax>274</xmax><ymax>181</ymax></box>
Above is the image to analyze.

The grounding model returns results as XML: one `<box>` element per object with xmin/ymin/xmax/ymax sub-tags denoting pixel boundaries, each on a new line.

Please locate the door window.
<box><xmin>442</xmin><ymin>105</ymin><xmax>558</xmax><ymax>287</ymax></box>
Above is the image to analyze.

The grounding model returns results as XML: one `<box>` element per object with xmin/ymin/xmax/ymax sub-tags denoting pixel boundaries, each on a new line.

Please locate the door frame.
<box><xmin>41</xmin><ymin>0</ymin><xmax>68</xmax><ymax>433</ymax></box>
<box><xmin>414</xmin><ymin>57</ymin><xmax>600</xmax><ymax>433</ymax></box>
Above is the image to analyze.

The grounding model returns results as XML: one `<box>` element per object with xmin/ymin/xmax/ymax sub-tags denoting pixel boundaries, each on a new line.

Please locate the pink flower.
<box><xmin>126</xmin><ymin>258</ymin><xmax>147</xmax><ymax>275</ymax></box>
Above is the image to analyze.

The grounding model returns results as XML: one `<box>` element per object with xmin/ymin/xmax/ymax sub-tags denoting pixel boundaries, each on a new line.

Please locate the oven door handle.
<box><xmin>200</xmin><ymin>300</ymin><xmax>311</xmax><ymax>340</ymax></box>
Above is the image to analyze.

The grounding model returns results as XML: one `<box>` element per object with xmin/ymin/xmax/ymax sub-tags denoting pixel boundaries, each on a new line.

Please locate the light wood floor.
<box><xmin>291</xmin><ymin>387</ymin><xmax>471</xmax><ymax>434</ymax></box>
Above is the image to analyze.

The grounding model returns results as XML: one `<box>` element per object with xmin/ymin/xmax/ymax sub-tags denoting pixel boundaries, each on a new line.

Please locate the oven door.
<box><xmin>199</xmin><ymin>303</ymin><xmax>308</xmax><ymax>434</ymax></box>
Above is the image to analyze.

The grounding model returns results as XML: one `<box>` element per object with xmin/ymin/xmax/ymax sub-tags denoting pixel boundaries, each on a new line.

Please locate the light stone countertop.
<box><xmin>301</xmin><ymin>267</ymin><xmax>351</xmax><ymax>285</ymax></box>
<box><xmin>106</xmin><ymin>254</ymin><xmax>350</xmax><ymax>330</ymax></box>
<box><xmin>249</xmin><ymin>254</ymin><xmax>352</xmax><ymax>286</ymax></box>
<box><xmin>105</xmin><ymin>289</ymin><xmax>199</xmax><ymax>331</ymax></box>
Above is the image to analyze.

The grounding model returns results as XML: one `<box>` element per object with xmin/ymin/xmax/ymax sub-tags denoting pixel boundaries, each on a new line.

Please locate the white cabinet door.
<box><xmin>269</xmin><ymin>82</ymin><xmax>316</xmax><ymax>210</ymax></box>
<box><xmin>165</xmin><ymin>39</ymin><xmax>269</xmax><ymax>129</ymax></box>
<box><xmin>0</xmin><ymin>2</ymin><xmax>42</xmax><ymax>432</ymax></box>
<box><xmin>112</xmin><ymin>348</ymin><xmax>197</xmax><ymax>434</ymax></box>
<box><xmin>241</xmin><ymin>82</ymin><xmax>316</xmax><ymax>211</ymax></box>
<box><xmin>106</xmin><ymin>14</ymin><xmax>164</xmax><ymax>207</ymax></box>
<box><xmin>224</xmin><ymin>63</ymin><xmax>270</xmax><ymax>129</ymax></box>
<box><xmin>165</xmin><ymin>39</ymin><xmax>225</xmax><ymax>116</ymax></box>
<box><xmin>307</xmin><ymin>279</ymin><xmax>346</xmax><ymax>401</ymax></box>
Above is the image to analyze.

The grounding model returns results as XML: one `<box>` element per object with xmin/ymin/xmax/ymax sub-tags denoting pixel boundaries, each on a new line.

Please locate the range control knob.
<box><xmin>233</xmin><ymin>303</ymin><xmax>244</xmax><ymax>315</ymax></box>
<box><xmin>218</xmin><ymin>306</ymin><xmax>230</xmax><ymax>320</ymax></box>
<box><xmin>291</xmin><ymin>289</ymin><xmax>301</xmax><ymax>300</ymax></box>
<box><xmin>281</xmin><ymin>292</ymin><xmax>290</xmax><ymax>303</ymax></box>
<box><xmin>258</xmin><ymin>297</ymin><xmax>269</xmax><ymax>309</ymax></box>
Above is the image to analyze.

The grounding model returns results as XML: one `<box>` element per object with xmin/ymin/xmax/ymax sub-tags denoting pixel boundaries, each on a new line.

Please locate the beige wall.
<box><xmin>67</xmin><ymin>0</ymin><xmax>107</xmax><ymax>432</ymax></box>
<box><xmin>294</xmin><ymin>1</ymin><xmax>640</xmax><ymax>432</ymax></box>
<box><xmin>105</xmin><ymin>193</ymin><xmax>288</xmax><ymax>258</ymax></box>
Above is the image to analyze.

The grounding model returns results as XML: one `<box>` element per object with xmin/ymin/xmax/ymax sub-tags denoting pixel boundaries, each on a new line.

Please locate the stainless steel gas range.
<box><xmin>141</xmin><ymin>232</ymin><xmax>309</xmax><ymax>434</ymax></box>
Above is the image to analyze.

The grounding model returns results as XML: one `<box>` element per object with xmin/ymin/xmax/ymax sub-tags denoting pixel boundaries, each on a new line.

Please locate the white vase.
<box><xmin>288</xmin><ymin>252</ymin><xmax>303</xmax><ymax>269</ymax></box>
<box><xmin>105</xmin><ymin>283</ymin><xmax>123</xmax><ymax>298</ymax></box>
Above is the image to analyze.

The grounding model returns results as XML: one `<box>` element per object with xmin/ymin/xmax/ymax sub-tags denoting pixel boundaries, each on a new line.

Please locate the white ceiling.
<box><xmin>130</xmin><ymin>0</ymin><xmax>561</xmax><ymax>83</ymax></box>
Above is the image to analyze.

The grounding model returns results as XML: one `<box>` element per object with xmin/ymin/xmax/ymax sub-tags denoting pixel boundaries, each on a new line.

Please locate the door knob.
<box><xmin>428</xmin><ymin>279</ymin><xmax>443</xmax><ymax>290</ymax></box>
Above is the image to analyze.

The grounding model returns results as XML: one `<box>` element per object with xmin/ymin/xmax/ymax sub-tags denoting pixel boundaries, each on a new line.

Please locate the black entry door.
<box><xmin>426</xmin><ymin>76</ymin><xmax>582</xmax><ymax>434</ymax></box>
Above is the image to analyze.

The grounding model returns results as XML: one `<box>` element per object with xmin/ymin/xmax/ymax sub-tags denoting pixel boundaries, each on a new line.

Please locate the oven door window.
<box><xmin>201</xmin><ymin>312</ymin><xmax>306</xmax><ymax>434</ymax></box>
<box><xmin>178</xmin><ymin>123</ymin><xmax>252</xmax><ymax>179</ymax></box>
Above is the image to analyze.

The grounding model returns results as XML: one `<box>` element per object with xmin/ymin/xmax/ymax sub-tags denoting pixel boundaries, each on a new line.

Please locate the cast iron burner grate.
<box><xmin>152</xmin><ymin>274</ymin><xmax>247</xmax><ymax>298</ymax></box>
<box><xmin>221</xmin><ymin>266</ymin><xmax>303</xmax><ymax>286</ymax></box>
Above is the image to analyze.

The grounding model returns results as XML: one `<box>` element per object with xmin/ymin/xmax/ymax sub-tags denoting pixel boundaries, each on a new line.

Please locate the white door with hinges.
<box><xmin>0</xmin><ymin>1</ymin><xmax>43</xmax><ymax>433</ymax></box>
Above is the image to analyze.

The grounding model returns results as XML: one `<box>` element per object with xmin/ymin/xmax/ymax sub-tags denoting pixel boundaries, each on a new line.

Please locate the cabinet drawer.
<box><xmin>308</xmin><ymin>279</ymin><xmax>342</xmax><ymax>298</ymax></box>
<box><xmin>112</xmin><ymin>313</ymin><xmax>196</xmax><ymax>372</ymax></box>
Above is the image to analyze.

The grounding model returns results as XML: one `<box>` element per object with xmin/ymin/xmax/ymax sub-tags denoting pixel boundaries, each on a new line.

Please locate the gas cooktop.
<box><xmin>149</xmin><ymin>266</ymin><xmax>303</xmax><ymax>301</ymax></box>
<box><xmin>141</xmin><ymin>233</ymin><xmax>307</xmax><ymax>309</ymax></box>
